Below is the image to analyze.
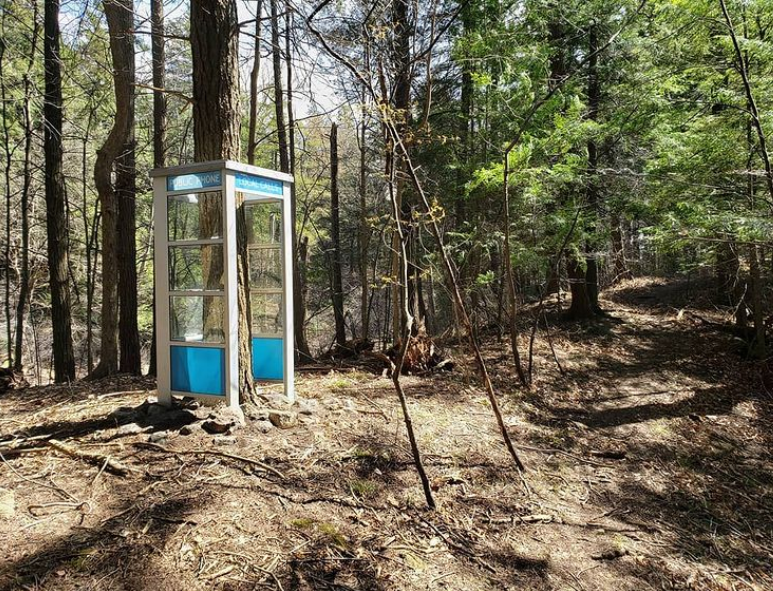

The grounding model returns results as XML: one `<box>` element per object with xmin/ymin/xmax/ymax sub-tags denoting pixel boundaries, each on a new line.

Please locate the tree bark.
<box><xmin>91</xmin><ymin>0</ymin><xmax>134</xmax><ymax>379</ymax></box>
<box><xmin>748</xmin><ymin>244</ymin><xmax>766</xmax><ymax>359</ymax></box>
<box><xmin>566</xmin><ymin>258</ymin><xmax>594</xmax><ymax>320</ymax></box>
<box><xmin>584</xmin><ymin>23</ymin><xmax>601</xmax><ymax>311</ymax></box>
<box><xmin>247</xmin><ymin>0</ymin><xmax>263</xmax><ymax>165</ymax></box>
<box><xmin>1</xmin><ymin>20</ymin><xmax>13</xmax><ymax>367</ymax></box>
<box><xmin>191</xmin><ymin>0</ymin><xmax>254</xmax><ymax>402</ymax></box>
<box><xmin>358</xmin><ymin>70</ymin><xmax>370</xmax><ymax>341</ymax></box>
<box><xmin>272</xmin><ymin>0</ymin><xmax>311</xmax><ymax>360</ymax></box>
<box><xmin>13</xmin><ymin>6</ymin><xmax>39</xmax><ymax>373</ymax></box>
<box><xmin>503</xmin><ymin>153</ymin><xmax>529</xmax><ymax>387</ymax></box>
<box><xmin>115</xmin><ymin>0</ymin><xmax>140</xmax><ymax>375</ymax></box>
<box><xmin>43</xmin><ymin>0</ymin><xmax>76</xmax><ymax>382</ymax></box>
<box><xmin>389</xmin><ymin>0</ymin><xmax>413</xmax><ymax>343</ymax></box>
<box><xmin>148</xmin><ymin>0</ymin><xmax>166</xmax><ymax>377</ymax></box>
<box><xmin>330</xmin><ymin>123</ymin><xmax>346</xmax><ymax>346</ymax></box>
<box><xmin>117</xmin><ymin>137</ymin><xmax>141</xmax><ymax>374</ymax></box>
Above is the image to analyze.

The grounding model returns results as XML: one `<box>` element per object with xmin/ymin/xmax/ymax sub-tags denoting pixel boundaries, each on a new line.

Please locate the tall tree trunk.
<box><xmin>286</xmin><ymin>1</ymin><xmax>311</xmax><ymax>359</ymax></box>
<box><xmin>115</xmin><ymin>0</ymin><xmax>140</xmax><ymax>375</ymax></box>
<box><xmin>566</xmin><ymin>21</ymin><xmax>601</xmax><ymax>320</ymax></box>
<box><xmin>43</xmin><ymin>0</ymin><xmax>76</xmax><ymax>382</ymax></box>
<box><xmin>247</xmin><ymin>0</ymin><xmax>263</xmax><ymax>165</ymax></box>
<box><xmin>584</xmin><ymin>23</ymin><xmax>601</xmax><ymax>311</ymax></box>
<box><xmin>748</xmin><ymin>244</ymin><xmax>766</xmax><ymax>359</ymax></box>
<box><xmin>148</xmin><ymin>0</ymin><xmax>166</xmax><ymax>376</ymax></box>
<box><xmin>13</xmin><ymin>5</ymin><xmax>39</xmax><ymax>373</ymax></box>
<box><xmin>329</xmin><ymin>123</ymin><xmax>346</xmax><ymax>346</ymax></box>
<box><xmin>117</xmin><ymin>138</ymin><xmax>140</xmax><ymax>374</ymax></box>
<box><xmin>272</xmin><ymin>0</ymin><xmax>311</xmax><ymax>360</ymax></box>
<box><xmin>358</xmin><ymin>67</ymin><xmax>370</xmax><ymax>341</ymax></box>
<box><xmin>503</xmin><ymin>154</ymin><xmax>529</xmax><ymax>387</ymax></box>
<box><xmin>390</xmin><ymin>0</ymin><xmax>413</xmax><ymax>343</ymax></box>
<box><xmin>91</xmin><ymin>0</ymin><xmax>134</xmax><ymax>379</ymax></box>
<box><xmin>271</xmin><ymin>0</ymin><xmax>288</xmax><ymax>173</ymax></box>
<box><xmin>610</xmin><ymin>213</ymin><xmax>631</xmax><ymax>283</ymax></box>
<box><xmin>190</xmin><ymin>0</ymin><xmax>254</xmax><ymax>401</ymax></box>
<box><xmin>0</xmin><ymin>18</ymin><xmax>13</xmax><ymax>367</ymax></box>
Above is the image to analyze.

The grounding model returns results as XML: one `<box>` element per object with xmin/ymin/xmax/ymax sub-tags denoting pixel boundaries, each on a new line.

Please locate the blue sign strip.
<box><xmin>167</xmin><ymin>170</ymin><xmax>222</xmax><ymax>192</ymax></box>
<box><xmin>234</xmin><ymin>173</ymin><xmax>284</xmax><ymax>196</ymax></box>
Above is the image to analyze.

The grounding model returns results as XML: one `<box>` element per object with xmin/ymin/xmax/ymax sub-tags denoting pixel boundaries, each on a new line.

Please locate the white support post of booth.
<box><xmin>153</xmin><ymin>175</ymin><xmax>172</xmax><ymax>407</ymax></box>
<box><xmin>282</xmin><ymin>181</ymin><xmax>295</xmax><ymax>403</ymax></box>
<box><xmin>223</xmin><ymin>171</ymin><xmax>240</xmax><ymax>408</ymax></box>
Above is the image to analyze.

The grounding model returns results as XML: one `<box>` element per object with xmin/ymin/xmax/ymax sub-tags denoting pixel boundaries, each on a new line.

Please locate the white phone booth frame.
<box><xmin>151</xmin><ymin>160</ymin><xmax>295</xmax><ymax>408</ymax></box>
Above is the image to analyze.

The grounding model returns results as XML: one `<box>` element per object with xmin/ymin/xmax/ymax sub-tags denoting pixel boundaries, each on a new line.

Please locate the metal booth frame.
<box><xmin>151</xmin><ymin>160</ymin><xmax>295</xmax><ymax>408</ymax></box>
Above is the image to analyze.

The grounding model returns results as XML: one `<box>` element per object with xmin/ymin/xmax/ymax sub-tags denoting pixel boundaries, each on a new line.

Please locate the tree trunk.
<box><xmin>117</xmin><ymin>137</ymin><xmax>141</xmax><ymax>374</ymax></box>
<box><xmin>13</xmin><ymin>6</ymin><xmax>39</xmax><ymax>373</ymax></box>
<box><xmin>566</xmin><ymin>258</ymin><xmax>594</xmax><ymax>320</ymax></box>
<box><xmin>748</xmin><ymin>244</ymin><xmax>766</xmax><ymax>359</ymax></box>
<box><xmin>502</xmin><ymin>152</ymin><xmax>529</xmax><ymax>387</ymax></box>
<box><xmin>358</xmin><ymin>71</ymin><xmax>370</xmax><ymax>341</ymax></box>
<box><xmin>91</xmin><ymin>0</ymin><xmax>134</xmax><ymax>379</ymax></box>
<box><xmin>148</xmin><ymin>0</ymin><xmax>166</xmax><ymax>377</ymax></box>
<box><xmin>390</xmin><ymin>0</ymin><xmax>412</xmax><ymax>344</ymax></box>
<box><xmin>190</xmin><ymin>0</ymin><xmax>254</xmax><ymax>402</ymax></box>
<box><xmin>584</xmin><ymin>22</ymin><xmax>601</xmax><ymax>311</ymax></box>
<box><xmin>247</xmin><ymin>0</ymin><xmax>263</xmax><ymax>165</ymax></box>
<box><xmin>271</xmin><ymin>0</ymin><xmax>311</xmax><ymax>360</ymax></box>
<box><xmin>610</xmin><ymin>213</ymin><xmax>631</xmax><ymax>283</ymax></box>
<box><xmin>329</xmin><ymin>123</ymin><xmax>346</xmax><ymax>346</ymax></box>
<box><xmin>43</xmin><ymin>0</ymin><xmax>76</xmax><ymax>382</ymax></box>
<box><xmin>1</xmin><ymin>21</ymin><xmax>13</xmax><ymax>367</ymax></box>
<box><xmin>115</xmin><ymin>0</ymin><xmax>140</xmax><ymax>375</ymax></box>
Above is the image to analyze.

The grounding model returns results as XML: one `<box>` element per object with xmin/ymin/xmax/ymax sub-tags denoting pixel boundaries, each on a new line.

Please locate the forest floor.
<box><xmin>1</xmin><ymin>277</ymin><xmax>772</xmax><ymax>591</ymax></box>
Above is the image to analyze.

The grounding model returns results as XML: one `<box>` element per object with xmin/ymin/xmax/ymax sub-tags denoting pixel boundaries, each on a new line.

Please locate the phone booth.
<box><xmin>151</xmin><ymin>161</ymin><xmax>295</xmax><ymax>408</ymax></box>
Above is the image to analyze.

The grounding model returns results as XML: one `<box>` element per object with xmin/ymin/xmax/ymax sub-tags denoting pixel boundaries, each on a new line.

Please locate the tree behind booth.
<box><xmin>190</xmin><ymin>0</ymin><xmax>254</xmax><ymax>401</ymax></box>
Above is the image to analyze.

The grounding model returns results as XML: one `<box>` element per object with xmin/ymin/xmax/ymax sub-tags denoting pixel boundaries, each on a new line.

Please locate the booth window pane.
<box><xmin>170</xmin><ymin>295</ymin><xmax>225</xmax><ymax>343</ymax></box>
<box><xmin>169</xmin><ymin>245</ymin><xmax>224</xmax><ymax>291</ymax></box>
<box><xmin>245</xmin><ymin>201</ymin><xmax>281</xmax><ymax>245</ymax></box>
<box><xmin>168</xmin><ymin>191</ymin><xmax>223</xmax><ymax>241</ymax></box>
<box><xmin>251</xmin><ymin>292</ymin><xmax>282</xmax><ymax>335</ymax></box>
<box><xmin>248</xmin><ymin>246</ymin><xmax>282</xmax><ymax>290</ymax></box>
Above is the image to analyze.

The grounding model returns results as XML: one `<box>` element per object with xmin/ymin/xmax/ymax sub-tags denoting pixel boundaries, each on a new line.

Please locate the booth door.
<box><xmin>246</xmin><ymin>201</ymin><xmax>284</xmax><ymax>380</ymax></box>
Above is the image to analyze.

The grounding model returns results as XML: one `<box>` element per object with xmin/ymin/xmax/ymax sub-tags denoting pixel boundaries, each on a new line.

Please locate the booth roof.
<box><xmin>150</xmin><ymin>160</ymin><xmax>294</xmax><ymax>184</ymax></box>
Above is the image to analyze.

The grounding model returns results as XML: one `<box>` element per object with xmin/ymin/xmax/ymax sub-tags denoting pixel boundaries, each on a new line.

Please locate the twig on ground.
<box><xmin>136</xmin><ymin>441</ymin><xmax>286</xmax><ymax>479</ymax></box>
<box><xmin>47</xmin><ymin>439</ymin><xmax>137</xmax><ymax>476</ymax></box>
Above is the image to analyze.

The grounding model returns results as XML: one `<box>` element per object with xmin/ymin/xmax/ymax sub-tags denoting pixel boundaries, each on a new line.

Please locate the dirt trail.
<box><xmin>0</xmin><ymin>278</ymin><xmax>771</xmax><ymax>591</ymax></box>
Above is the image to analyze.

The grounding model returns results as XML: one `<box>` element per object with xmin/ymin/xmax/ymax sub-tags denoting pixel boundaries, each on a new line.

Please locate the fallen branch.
<box><xmin>135</xmin><ymin>442</ymin><xmax>286</xmax><ymax>479</ymax></box>
<box><xmin>47</xmin><ymin>439</ymin><xmax>137</xmax><ymax>476</ymax></box>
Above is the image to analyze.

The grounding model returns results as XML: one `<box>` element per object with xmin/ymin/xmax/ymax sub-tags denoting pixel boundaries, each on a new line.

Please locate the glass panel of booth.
<box><xmin>251</xmin><ymin>292</ymin><xmax>282</xmax><ymax>335</ymax></box>
<box><xmin>169</xmin><ymin>295</ymin><xmax>225</xmax><ymax>343</ymax></box>
<box><xmin>167</xmin><ymin>191</ymin><xmax>223</xmax><ymax>241</ymax></box>
<box><xmin>243</xmin><ymin>197</ymin><xmax>284</xmax><ymax>338</ymax></box>
<box><xmin>168</xmin><ymin>244</ymin><xmax>225</xmax><ymax>291</ymax></box>
<box><xmin>166</xmin><ymin>188</ymin><xmax>226</xmax><ymax>347</ymax></box>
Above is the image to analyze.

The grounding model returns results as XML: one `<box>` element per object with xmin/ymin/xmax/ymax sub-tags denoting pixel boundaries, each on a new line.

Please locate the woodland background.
<box><xmin>0</xmin><ymin>0</ymin><xmax>771</xmax><ymax>383</ymax></box>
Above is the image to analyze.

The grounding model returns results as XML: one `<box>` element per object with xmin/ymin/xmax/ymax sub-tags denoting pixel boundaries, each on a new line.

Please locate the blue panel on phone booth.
<box><xmin>234</xmin><ymin>173</ymin><xmax>284</xmax><ymax>196</ymax></box>
<box><xmin>252</xmin><ymin>337</ymin><xmax>283</xmax><ymax>380</ymax></box>
<box><xmin>170</xmin><ymin>346</ymin><xmax>225</xmax><ymax>396</ymax></box>
<box><xmin>167</xmin><ymin>170</ymin><xmax>222</xmax><ymax>192</ymax></box>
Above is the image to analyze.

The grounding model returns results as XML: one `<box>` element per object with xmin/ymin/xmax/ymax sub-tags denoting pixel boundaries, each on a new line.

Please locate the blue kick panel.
<box><xmin>170</xmin><ymin>345</ymin><xmax>225</xmax><ymax>396</ymax></box>
<box><xmin>235</xmin><ymin>173</ymin><xmax>284</xmax><ymax>196</ymax></box>
<box><xmin>252</xmin><ymin>337</ymin><xmax>284</xmax><ymax>380</ymax></box>
<box><xmin>167</xmin><ymin>170</ymin><xmax>222</xmax><ymax>192</ymax></box>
